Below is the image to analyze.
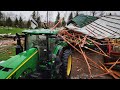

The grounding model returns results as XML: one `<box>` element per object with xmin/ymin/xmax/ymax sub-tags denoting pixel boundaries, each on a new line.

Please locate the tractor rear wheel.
<box><xmin>60</xmin><ymin>49</ymin><xmax>72</xmax><ymax>79</ymax></box>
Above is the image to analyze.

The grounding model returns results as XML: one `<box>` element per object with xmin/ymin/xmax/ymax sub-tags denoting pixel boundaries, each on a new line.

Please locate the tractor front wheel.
<box><xmin>60</xmin><ymin>49</ymin><xmax>72</xmax><ymax>79</ymax></box>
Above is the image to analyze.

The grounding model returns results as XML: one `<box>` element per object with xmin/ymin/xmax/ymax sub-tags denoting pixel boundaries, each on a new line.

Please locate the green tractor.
<box><xmin>0</xmin><ymin>29</ymin><xmax>72</xmax><ymax>79</ymax></box>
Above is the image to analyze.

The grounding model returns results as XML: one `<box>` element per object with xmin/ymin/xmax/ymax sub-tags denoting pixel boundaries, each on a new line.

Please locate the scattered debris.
<box><xmin>58</xmin><ymin>15</ymin><xmax>120</xmax><ymax>79</ymax></box>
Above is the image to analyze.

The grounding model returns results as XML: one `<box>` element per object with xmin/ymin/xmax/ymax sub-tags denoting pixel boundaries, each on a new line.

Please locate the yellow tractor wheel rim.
<box><xmin>67</xmin><ymin>55</ymin><xmax>72</xmax><ymax>76</ymax></box>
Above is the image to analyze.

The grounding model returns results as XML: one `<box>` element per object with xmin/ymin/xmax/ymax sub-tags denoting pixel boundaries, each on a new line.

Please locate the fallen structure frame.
<box><xmin>54</xmin><ymin>15</ymin><xmax>120</xmax><ymax>79</ymax></box>
<box><xmin>58</xmin><ymin>29</ymin><xmax>120</xmax><ymax>79</ymax></box>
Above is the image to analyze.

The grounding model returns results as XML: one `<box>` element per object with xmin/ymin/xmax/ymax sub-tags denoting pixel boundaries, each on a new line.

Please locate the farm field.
<box><xmin>0</xmin><ymin>27</ymin><xmax>26</xmax><ymax>35</ymax></box>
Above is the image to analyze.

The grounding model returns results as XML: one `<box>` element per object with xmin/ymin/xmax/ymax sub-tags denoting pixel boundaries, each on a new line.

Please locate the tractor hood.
<box><xmin>22</xmin><ymin>29</ymin><xmax>59</xmax><ymax>35</ymax></box>
<box><xmin>0</xmin><ymin>48</ymin><xmax>38</xmax><ymax>79</ymax></box>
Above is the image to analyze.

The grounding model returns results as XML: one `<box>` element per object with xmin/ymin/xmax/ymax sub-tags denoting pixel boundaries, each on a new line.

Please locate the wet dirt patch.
<box><xmin>71</xmin><ymin>49</ymin><xmax>113</xmax><ymax>79</ymax></box>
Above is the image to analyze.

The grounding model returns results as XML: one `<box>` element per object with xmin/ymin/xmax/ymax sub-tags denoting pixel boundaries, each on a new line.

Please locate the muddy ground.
<box><xmin>0</xmin><ymin>38</ymin><xmax>24</xmax><ymax>46</ymax></box>
<box><xmin>0</xmin><ymin>38</ymin><xmax>15</xmax><ymax>46</ymax></box>
<box><xmin>71</xmin><ymin>49</ymin><xmax>113</xmax><ymax>79</ymax></box>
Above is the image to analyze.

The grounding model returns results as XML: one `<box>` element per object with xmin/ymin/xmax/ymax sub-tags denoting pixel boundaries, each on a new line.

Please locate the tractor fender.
<box><xmin>55</xmin><ymin>45</ymin><xmax>72</xmax><ymax>62</ymax></box>
<box><xmin>53</xmin><ymin>43</ymin><xmax>72</xmax><ymax>64</ymax></box>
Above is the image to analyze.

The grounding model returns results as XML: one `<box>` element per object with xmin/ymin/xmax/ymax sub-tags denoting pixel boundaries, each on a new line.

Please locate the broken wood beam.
<box><xmin>79</xmin><ymin>46</ymin><xmax>92</xmax><ymax>78</ymax></box>
<box><xmin>109</xmin><ymin>57</ymin><xmax>120</xmax><ymax>70</ymax></box>
<box><xmin>99</xmin><ymin>61</ymin><xmax>119</xmax><ymax>79</ymax></box>
<box><xmin>51</xmin><ymin>18</ymin><xmax>63</xmax><ymax>30</ymax></box>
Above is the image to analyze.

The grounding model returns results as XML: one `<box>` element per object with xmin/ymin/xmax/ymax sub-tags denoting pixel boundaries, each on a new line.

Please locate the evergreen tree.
<box><xmin>27</xmin><ymin>20</ymin><xmax>31</xmax><ymax>28</ymax></box>
<box><xmin>14</xmin><ymin>17</ymin><xmax>19</xmax><ymax>27</ymax></box>
<box><xmin>6</xmin><ymin>17</ymin><xmax>12</xmax><ymax>27</ymax></box>
<box><xmin>1</xmin><ymin>13</ymin><xmax>7</xmax><ymax>27</ymax></box>
<box><xmin>68</xmin><ymin>12</ymin><xmax>73</xmax><ymax>23</ymax></box>
<box><xmin>0</xmin><ymin>11</ymin><xmax>3</xmax><ymax>19</ymax></box>
<box><xmin>2</xmin><ymin>16</ymin><xmax>6</xmax><ymax>27</ymax></box>
<box><xmin>109</xmin><ymin>13</ymin><xmax>112</xmax><ymax>15</ymax></box>
<box><xmin>62</xmin><ymin>17</ymin><xmax>66</xmax><ymax>27</ymax></box>
<box><xmin>19</xmin><ymin>16</ymin><xmax>23</xmax><ymax>28</ymax></box>
<box><xmin>0</xmin><ymin>11</ymin><xmax>3</xmax><ymax>26</ymax></box>
<box><xmin>54</xmin><ymin>12</ymin><xmax>60</xmax><ymax>27</ymax></box>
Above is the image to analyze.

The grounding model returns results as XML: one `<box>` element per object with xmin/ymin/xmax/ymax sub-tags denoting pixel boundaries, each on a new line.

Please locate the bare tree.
<box><xmin>36</xmin><ymin>11</ymin><xmax>39</xmax><ymax>19</ymax></box>
<box><xmin>72</xmin><ymin>11</ymin><xmax>79</xmax><ymax>17</ymax></box>
<box><xmin>48</xmin><ymin>11</ymin><xmax>53</xmax><ymax>22</ymax></box>
<box><xmin>26</xmin><ymin>19</ymin><xmax>31</xmax><ymax>28</ymax></box>
<box><xmin>90</xmin><ymin>11</ymin><xmax>97</xmax><ymax>16</ymax></box>
<box><xmin>6</xmin><ymin>12</ymin><xmax>16</xmax><ymax>20</ymax></box>
<box><xmin>70</xmin><ymin>11</ymin><xmax>75</xmax><ymax>17</ymax></box>
<box><xmin>75</xmin><ymin>11</ymin><xmax>79</xmax><ymax>17</ymax></box>
<box><xmin>36</xmin><ymin>16</ymin><xmax>41</xmax><ymax>28</ymax></box>
<box><xmin>99</xmin><ymin>11</ymin><xmax>105</xmax><ymax>17</ymax></box>
<box><xmin>63</xmin><ymin>11</ymin><xmax>68</xmax><ymax>22</ymax></box>
<box><xmin>48</xmin><ymin>11</ymin><xmax>53</xmax><ymax>27</ymax></box>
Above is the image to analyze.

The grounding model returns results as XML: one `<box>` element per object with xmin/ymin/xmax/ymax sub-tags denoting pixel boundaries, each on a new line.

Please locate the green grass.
<box><xmin>0</xmin><ymin>45</ymin><xmax>16</xmax><ymax>61</ymax></box>
<box><xmin>0</xmin><ymin>27</ymin><xmax>26</xmax><ymax>35</ymax></box>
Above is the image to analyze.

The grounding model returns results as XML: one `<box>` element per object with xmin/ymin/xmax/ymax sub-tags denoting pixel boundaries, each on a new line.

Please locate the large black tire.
<box><xmin>60</xmin><ymin>49</ymin><xmax>72</xmax><ymax>79</ymax></box>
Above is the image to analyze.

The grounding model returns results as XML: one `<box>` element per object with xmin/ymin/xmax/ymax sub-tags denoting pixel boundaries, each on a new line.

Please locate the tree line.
<box><xmin>0</xmin><ymin>11</ymin><xmax>31</xmax><ymax>28</ymax></box>
<box><xmin>0</xmin><ymin>11</ymin><xmax>80</xmax><ymax>29</ymax></box>
<box><xmin>0</xmin><ymin>11</ymin><xmax>114</xmax><ymax>29</ymax></box>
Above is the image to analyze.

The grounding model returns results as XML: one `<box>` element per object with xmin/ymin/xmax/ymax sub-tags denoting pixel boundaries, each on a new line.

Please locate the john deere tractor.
<box><xmin>0</xmin><ymin>29</ymin><xmax>72</xmax><ymax>79</ymax></box>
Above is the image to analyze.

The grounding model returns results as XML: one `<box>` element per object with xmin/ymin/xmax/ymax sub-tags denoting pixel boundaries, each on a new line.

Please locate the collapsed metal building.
<box><xmin>58</xmin><ymin>14</ymin><xmax>120</xmax><ymax>79</ymax></box>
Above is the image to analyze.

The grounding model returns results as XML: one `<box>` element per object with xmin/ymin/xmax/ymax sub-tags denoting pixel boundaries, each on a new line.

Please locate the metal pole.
<box><xmin>47</xmin><ymin>11</ymin><xmax>48</xmax><ymax>27</ymax></box>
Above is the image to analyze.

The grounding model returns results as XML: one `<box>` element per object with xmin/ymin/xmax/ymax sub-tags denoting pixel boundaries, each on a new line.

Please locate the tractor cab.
<box><xmin>22</xmin><ymin>29</ymin><xmax>60</xmax><ymax>62</ymax></box>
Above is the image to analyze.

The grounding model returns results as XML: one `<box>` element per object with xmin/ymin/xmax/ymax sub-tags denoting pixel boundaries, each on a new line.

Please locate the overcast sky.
<box><xmin>2</xmin><ymin>11</ymin><xmax>65</xmax><ymax>21</ymax></box>
<box><xmin>1</xmin><ymin>11</ymin><xmax>120</xmax><ymax>22</ymax></box>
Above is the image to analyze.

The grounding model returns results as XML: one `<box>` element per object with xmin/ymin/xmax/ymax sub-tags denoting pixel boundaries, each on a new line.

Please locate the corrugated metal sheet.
<box><xmin>68</xmin><ymin>14</ymin><xmax>98</xmax><ymax>28</ymax></box>
<box><xmin>67</xmin><ymin>15</ymin><xmax>120</xmax><ymax>39</ymax></box>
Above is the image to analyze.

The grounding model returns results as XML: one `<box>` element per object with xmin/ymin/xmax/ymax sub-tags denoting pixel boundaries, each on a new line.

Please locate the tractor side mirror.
<box><xmin>14</xmin><ymin>33</ymin><xmax>24</xmax><ymax>55</ymax></box>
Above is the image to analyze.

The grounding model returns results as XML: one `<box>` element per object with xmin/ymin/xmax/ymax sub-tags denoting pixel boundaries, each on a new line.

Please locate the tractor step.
<box><xmin>28</xmin><ymin>70</ymin><xmax>51</xmax><ymax>79</ymax></box>
<box><xmin>28</xmin><ymin>72</ymin><xmax>42</xmax><ymax>79</ymax></box>
<box><xmin>32</xmin><ymin>72</ymin><xmax>41</xmax><ymax>76</ymax></box>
